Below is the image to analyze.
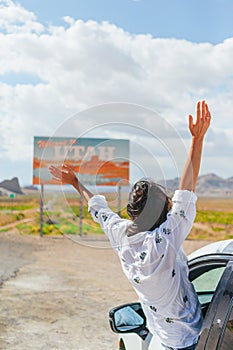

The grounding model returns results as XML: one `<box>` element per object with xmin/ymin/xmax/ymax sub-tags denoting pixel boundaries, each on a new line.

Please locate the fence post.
<box><xmin>118</xmin><ymin>184</ymin><xmax>121</xmax><ymax>217</ymax></box>
<box><xmin>40</xmin><ymin>184</ymin><xmax>44</xmax><ymax>237</ymax></box>
<box><xmin>79</xmin><ymin>196</ymin><xmax>83</xmax><ymax>237</ymax></box>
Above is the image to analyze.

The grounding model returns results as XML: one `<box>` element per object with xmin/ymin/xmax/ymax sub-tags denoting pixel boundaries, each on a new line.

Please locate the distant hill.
<box><xmin>0</xmin><ymin>173</ymin><xmax>232</xmax><ymax>197</ymax></box>
<box><xmin>159</xmin><ymin>173</ymin><xmax>233</xmax><ymax>196</ymax></box>
<box><xmin>23</xmin><ymin>185</ymin><xmax>38</xmax><ymax>191</ymax></box>
<box><xmin>0</xmin><ymin>177</ymin><xmax>24</xmax><ymax>195</ymax></box>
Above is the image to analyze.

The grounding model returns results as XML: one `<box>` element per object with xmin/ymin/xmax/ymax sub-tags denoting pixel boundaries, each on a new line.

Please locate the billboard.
<box><xmin>33</xmin><ymin>137</ymin><xmax>129</xmax><ymax>186</ymax></box>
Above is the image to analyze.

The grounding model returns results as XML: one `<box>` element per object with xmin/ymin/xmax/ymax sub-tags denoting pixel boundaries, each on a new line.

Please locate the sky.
<box><xmin>0</xmin><ymin>0</ymin><xmax>233</xmax><ymax>187</ymax></box>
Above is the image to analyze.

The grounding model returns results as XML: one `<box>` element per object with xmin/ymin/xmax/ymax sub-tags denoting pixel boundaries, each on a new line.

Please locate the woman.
<box><xmin>49</xmin><ymin>100</ymin><xmax>211</xmax><ymax>350</ymax></box>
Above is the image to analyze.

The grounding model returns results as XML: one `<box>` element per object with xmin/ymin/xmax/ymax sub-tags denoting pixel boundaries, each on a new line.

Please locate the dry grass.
<box><xmin>0</xmin><ymin>194</ymin><xmax>232</xmax><ymax>240</ymax></box>
<box><xmin>188</xmin><ymin>197</ymin><xmax>233</xmax><ymax>241</ymax></box>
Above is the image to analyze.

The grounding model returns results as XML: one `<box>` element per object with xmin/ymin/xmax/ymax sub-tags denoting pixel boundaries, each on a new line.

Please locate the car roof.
<box><xmin>188</xmin><ymin>239</ymin><xmax>233</xmax><ymax>261</ymax></box>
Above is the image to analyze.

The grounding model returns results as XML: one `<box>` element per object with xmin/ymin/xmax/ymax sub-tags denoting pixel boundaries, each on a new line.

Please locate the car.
<box><xmin>109</xmin><ymin>239</ymin><xmax>233</xmax><ymax>350</ymax></box>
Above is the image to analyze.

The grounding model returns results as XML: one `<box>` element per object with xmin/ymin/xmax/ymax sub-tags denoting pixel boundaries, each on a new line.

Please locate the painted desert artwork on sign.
<box><xmin>33</xmin><ymin>137</ymin><xmax>129</xmax><ymax>186</ymax></box>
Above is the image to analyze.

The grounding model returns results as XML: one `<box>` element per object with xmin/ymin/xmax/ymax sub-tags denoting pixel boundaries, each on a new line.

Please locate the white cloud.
<box><xmin>0</xmin><ymin>0</ymin><xmax>233</xmax><ymax>183</ymax></box>
<box><xmin>0</xmin><ymin>0</ymin><xmax>44</xmax><ymax>33</ymax></box>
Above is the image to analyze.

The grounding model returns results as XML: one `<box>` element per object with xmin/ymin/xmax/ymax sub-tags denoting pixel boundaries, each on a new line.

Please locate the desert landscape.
<box><xmin>2</xmin><ymin>1</ymin><xmax>233</xmax><ymax>348</ymax></box>
<box><xmin>0</xmin><ymin>191</ymin><xmax>232</xmax><ymax>350</ymax></box>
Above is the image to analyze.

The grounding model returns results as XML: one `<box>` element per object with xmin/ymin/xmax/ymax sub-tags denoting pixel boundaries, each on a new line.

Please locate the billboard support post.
<box><xmin>40</xmin><ymin>184</ymin><xmax>44</xmax><ymax>237</ymax></box>
<box><xmin>118</xmin><ymin>182</ymin><xmax>121</xmax><ymax>217</ymax></box>
<box><xmin>79</xmin><ymin>196</ymin><xmax>83</xmax><ymax>237</ymax></box>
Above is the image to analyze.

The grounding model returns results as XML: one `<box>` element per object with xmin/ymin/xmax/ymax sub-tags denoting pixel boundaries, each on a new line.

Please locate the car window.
<box><xmin>218</xmin><ymin>303</ymin><xmax>233</xmax><ymax>350</ymax></box>
<box><xmin>192</xmin><ymin>267</ymin><xmax>225</xmax><ymax>304</ymax></box>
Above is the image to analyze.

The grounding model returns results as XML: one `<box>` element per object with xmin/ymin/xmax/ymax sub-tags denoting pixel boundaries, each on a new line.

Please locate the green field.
<box><xmin>0</xmin><ymin>193</ymin><xmax>232</xmax><ymax>240</ymax></box>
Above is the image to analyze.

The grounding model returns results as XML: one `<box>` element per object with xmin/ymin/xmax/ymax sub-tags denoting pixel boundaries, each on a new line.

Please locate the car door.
<box><xmin>189</xmin><ymin>254</ymin><xmax>233</xmax><ymax>314</ymax></box>
<box><xmin>194</xmin><ymin>260</ymin><xmax>233</xmax><ymax>349</ymax></box>
<box><xmin>109</xmin><ymin>254</ymin><xmax>233</xmax><ymax>350</ymax></box>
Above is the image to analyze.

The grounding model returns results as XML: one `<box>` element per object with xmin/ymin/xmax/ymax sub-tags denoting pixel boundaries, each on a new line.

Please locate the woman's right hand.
<box><xmin>49</xmin><ymin>164</ymin><xmax>77</xmax><ymax>185</ymax></box>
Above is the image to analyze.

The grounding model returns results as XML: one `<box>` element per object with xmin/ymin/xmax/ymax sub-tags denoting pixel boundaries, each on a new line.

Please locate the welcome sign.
<box><xmin>33</xmin><ymin>137</ymin><xmax>129</xmax><ymax>186</ymax></box>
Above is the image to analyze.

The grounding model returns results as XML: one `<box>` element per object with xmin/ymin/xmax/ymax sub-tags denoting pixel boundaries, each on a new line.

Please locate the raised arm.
<box><xmin>179</xmin><ymin>100</ymin><xmax>211</xmax><ymax>192</ymax></box>
<box><xmin>49</xmin><ymin>164</ymin><xmax>93</xmax><ymax>203</ymax></box>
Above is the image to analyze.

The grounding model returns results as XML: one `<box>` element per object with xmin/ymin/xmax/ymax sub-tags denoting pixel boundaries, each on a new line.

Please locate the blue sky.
<box><xmin>0</xmin><ymin>0</ymin><xmax>233</xmax><ymax>187</ymax></box>
<box><xmin>17</xmin><ymin>0</ymin><xmax>233</xmax><ymax>44</ymax></box>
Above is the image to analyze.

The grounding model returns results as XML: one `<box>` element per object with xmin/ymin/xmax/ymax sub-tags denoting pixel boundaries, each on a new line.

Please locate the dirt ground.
<box><xmin>0</xmin><ymin>231</ymin><xmax>212</xmax><ymax>350</ymax></box>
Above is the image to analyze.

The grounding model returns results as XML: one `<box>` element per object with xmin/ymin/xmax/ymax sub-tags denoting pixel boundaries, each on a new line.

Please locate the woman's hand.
<box><xmin>49</xmin><ymin>163</ymin><xmax>93</xmax><ymax>202</ymax></box>
<box><xmin>189</xmin><ymin>100</ymin><xmax>211</xmax><ymax>139</ymax></box>
<box><xmin>179</xmin><ymin>100</ymin><xmax>212</xmax><ymax>191</ymax></box>
<box><xmin>49</xmin><ymin>164</ymin><xmax>76</xmax><ymax>185</ymax></box>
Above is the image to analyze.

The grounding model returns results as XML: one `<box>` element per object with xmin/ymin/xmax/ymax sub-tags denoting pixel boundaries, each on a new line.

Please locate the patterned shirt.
<box><xmin>88</xmin><ymin>190</ymin><xmax>203</xmax><ymax>348</ymax></box>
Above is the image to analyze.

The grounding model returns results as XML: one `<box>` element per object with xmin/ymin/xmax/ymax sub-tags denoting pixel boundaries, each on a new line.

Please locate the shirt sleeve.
<box><xmin>162</xmin><ymin>189</ymin><xmax>197</xmax><ymax>251</ymax></box>
<box><xmin>88</xmin><ymin>195</ymin><xmax>129</xmax><ymax>250</ymax></box>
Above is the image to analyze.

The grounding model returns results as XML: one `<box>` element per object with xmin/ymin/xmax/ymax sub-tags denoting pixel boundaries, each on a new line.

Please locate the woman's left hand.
<box><xmin>189</xmin><ymin>100</ymin><xmax>211</xmax><ymax>139</ymax></box>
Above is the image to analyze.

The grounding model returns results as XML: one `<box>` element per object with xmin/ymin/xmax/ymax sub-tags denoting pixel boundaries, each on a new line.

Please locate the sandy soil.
<box><xmin>0</xmin><ymin>231</ymin><xmax>212</xmax><ymax>350</ymax></box>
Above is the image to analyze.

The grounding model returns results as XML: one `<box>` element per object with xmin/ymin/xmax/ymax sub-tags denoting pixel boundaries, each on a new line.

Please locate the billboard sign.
<box><xmin>33</xmin><ymin>137</ymin><xmax>129</xmax><ymax>186</ymax></box>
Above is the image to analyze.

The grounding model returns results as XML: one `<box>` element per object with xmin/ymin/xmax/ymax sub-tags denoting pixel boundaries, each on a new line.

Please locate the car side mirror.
<box><xmin>109</xmin><ymin>302</ymin><xmax>149</xmax><ymax>340</ymax></box>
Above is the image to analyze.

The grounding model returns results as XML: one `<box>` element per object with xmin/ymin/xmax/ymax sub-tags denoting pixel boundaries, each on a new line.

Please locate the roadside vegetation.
<box><xmin>0</xmin><ymin>193</ymin><xmax>232</xmax><ymax>240</ymax></box>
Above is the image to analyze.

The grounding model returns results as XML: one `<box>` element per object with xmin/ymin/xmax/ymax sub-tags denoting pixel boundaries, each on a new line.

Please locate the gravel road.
<box><xmin>0</xmin><ymin>231</ymin><xmax>211</xmax><ymax>350</ymax></box>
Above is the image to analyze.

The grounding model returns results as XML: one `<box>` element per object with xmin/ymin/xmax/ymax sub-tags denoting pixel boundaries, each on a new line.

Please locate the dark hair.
<box><xmin>126</xmin><ymin>179</ymin><xmax>172</xmax><ymax>236</ymax></box>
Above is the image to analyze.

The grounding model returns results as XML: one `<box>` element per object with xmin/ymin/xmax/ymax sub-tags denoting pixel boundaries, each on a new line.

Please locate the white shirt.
<box><xmin>88</xmin><ymin>190</ymin><xmax>203</xmax><ymax>348</ymax></box>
